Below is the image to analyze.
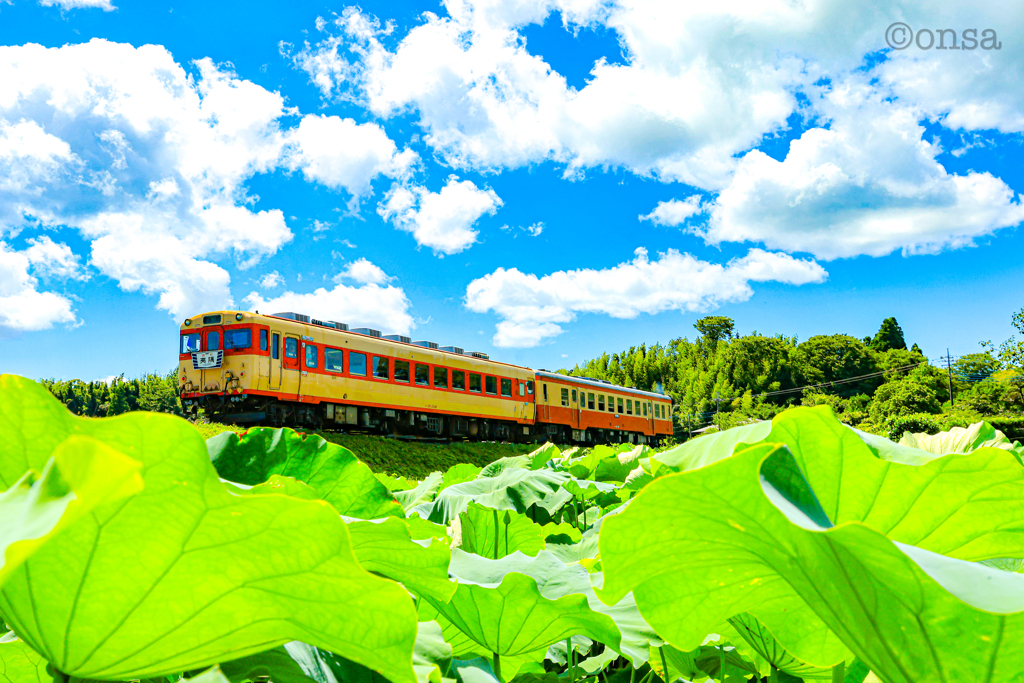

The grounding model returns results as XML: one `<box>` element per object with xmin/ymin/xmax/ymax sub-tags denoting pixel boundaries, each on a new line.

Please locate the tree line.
<box><xmin>39</xmin><ymin>371</ymin><xmax>182</xmax><ymax>418</ymax></box>
<box><xmin>562</xmin><ymin>311</ymin><xmax>1024</xmax><ymax>438</ymax></box>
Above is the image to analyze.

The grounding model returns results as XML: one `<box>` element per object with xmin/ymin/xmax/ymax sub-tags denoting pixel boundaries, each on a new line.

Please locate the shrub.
<box><xmin>868</xmin><ymin>379</ymin><xmax>941</xmax><ymax>423</ymax></box>
<box><xmin>884</xmin><ymin>413</ymin><xmax>941</xmax><ymax>442</ymax></box>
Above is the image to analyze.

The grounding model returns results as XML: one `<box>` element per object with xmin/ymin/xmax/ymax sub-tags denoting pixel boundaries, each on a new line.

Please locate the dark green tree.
<box><xmin>693</xmin><ymin>316</ymin><xmax>735</xmax><ymax>345</ymax></box>
<box><xmin>791</xmin><ymin>334</ymin><xmax>881</xmax><ymax>397</ymax></box>
<box><xmin>870</xmin><ymin>317</ymin><xmax>907</xmax><ymax>352</ymax></box>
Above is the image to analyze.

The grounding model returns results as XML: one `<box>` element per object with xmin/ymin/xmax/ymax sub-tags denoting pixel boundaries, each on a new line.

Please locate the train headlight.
<box><xmin>184</xmin><ymin>319</ymin><xmax>191</xmax><ymax>326</ymax></box>
<box><xmin>235</xmin><ymin>313</ymin><xmax>243</xmax><ymax>321</ymax></box>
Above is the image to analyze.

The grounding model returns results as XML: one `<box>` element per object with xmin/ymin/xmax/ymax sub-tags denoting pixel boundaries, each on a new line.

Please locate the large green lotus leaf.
<box><xmin>394</xmin><ymin>473</ymin><xmax>444</xmax><ymax>512</ymax></box>
<box><xmin>1</xmin><ymin>436</ymin><xmax>143</xmax><ymax>588</ymax></box>
<box><xmin>593</xmin><ymin>445</ymin><xmax>653</xmax><ymax>483</ymax></box>
<box><xmin>527</xmin><ymin>443</ymin><xmax>561</xmax><ymax>470</ymax></box>
<box><xmin>207</xmin><ymin>427</ymin><xmax>403</xmax><ymax>519</ymax></box>
<box><xmin>899</xmin><ymin>421</ymin><xmax>1023</xmax><ymax>457</ymax></box>
<box><xmin>425</xmin><ymin>550</ymin><xmax>619</xmax><ymax>659</ymax></box>
<box><xmin>442</xmin><ymin>464</ymin><xmax>483</xmax><ymax>491</ymax></box>
<box><xmin>760</xmin><ymin>407</ymin><xmax>1024</xmax><ymax>560</ymax></box>
<box><xmin>655</xmin><ymin>407</ymin><xmax>1024</xmax><ymax>562</ymax></box>
<box><xmin>417</xmin><ymin>601</ymin><xmax>546</xmax><ymax>681</ymax></box>
<box><xmin>599</xmin><ymin>441</ymin><xmax>1024</xmax><ymax>683</ymax></box>
<box><xmin>412</xmin><ymin>468</ymin><xmax>572</xmax><ymax>524</ymax></box>
<box><xmin>251</xmin><ymin>622</ymin><xmax>453</xmax><ymax>683</ymax></box>
<box><xmin>459</xmin><ymin>502</ymin><xmax>581</xmax><ymax>560</ymax></box>
<box><xmin>727</xmin><ymin>613</ymin><xmax>835</xmax><ymax>680</ymax></box>
<box><xmin>565</xmin><ymin>446</ymin><xmax>616</xmax><ymax>480</ymax></box>
<box><xmin>0</xmin><ymin>377</ymin><xmax>418</xmax><ymax>683</ymax></box>
<box><xmin>0</xmin><ymin>632</ymin><xmax>50</xmax><ymax>683</ymax></box>
<box><xmin>345</xmin><ymin>516</ymin><xmax>456</xmax><ymax>602</ymax></box>
<box><xmin>429</xmin><ymin>550</ymin><xmax>657</xmax><ymax>667</ymax></box>
<box><xmin>221</xmin><ymin>646</ymin><xmax>319</xmax><ymax>683</ymax></box>
<box><xmin>650</xmin><ymin>421</ymin><xmax>772</xmax><ymax>475</ymax></box>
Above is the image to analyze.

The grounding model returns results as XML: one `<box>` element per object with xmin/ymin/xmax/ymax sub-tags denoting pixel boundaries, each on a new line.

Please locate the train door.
<box><xmin>571</xmin><ymin>388</ymin><xmax>581</xmax><ymax>429</ymax></box>
<box><xmin>538</xmin><ymin>382</ymin><xmax>550</xmax><ymax>421</ymax></box>
<box><xmin>647</xmin><ymin>400</ymin><xmax>655</xmax><ymax>435</ymax></box>
<box><xmin>268</xmin><ymin>331</ymin><xmax>282</xmax><ymax>391</ymax></box>
<box><xmin>282</xmin><ymin>334</ymin><xmax>301</xmax><ymax>398</ymax></box>
<box><xmin>200</xmin><ymin>325</ymin><xmax>224</xmax><ymax>391</ymax></box>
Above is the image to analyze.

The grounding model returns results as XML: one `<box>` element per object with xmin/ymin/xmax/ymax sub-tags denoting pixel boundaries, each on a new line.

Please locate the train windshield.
<box><xmin>180</xmin><ymin>333</ymin><xmax>202</xmax><ymax>354</ymax></box>
<box><xmin>224</xmin><ymin>329</ymin><xmax>251</xmax><ymax>349</ymax></box>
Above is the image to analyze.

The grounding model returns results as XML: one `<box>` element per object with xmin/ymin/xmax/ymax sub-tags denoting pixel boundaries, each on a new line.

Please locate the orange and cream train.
<box><xmin>179</xmin><ymin>311</ymin><xmax>673</xmax><ymax>445</ymax></box>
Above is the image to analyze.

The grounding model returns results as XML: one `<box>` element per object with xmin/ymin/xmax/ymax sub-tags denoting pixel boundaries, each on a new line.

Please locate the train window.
<box><xmin>519</xmin><ymin>382</ymin><xmax>525</xmax><ymax>397</ymax></box>
<box><xmin>485</xmin><ymin>376</ymin><xmax>497</xmax><ymax>395</ymax></box>
<box><xmin>469</xmin><ymin>373</ymin><xmax>482</xmax><ymax>393</ymax></box>
<box><xmin>325</xmin><ymin>348</ymin><xmax>343</xmax><ymax>373</ymax></box>
<box><xmin>542</xmin><ymin>384</ymin><xmax>547</xmax><ymax>401</ymax></box>
<box><xmin>571</xmin><ymin>389</ymin><xmax>577</xmax><ymax>403</ymax></box>
<box><xmin>527</xmin><ymin>380</ymin><xmax>534</xmax><ymax>394</ymax></box>
<box><xmin>260</xmin><ymin>329</ymin><xmax>268</xmax><ymax>351</ymax></box>
<box><xmin>305</xmin><ymin>344</ymin><xmax>318</xmax><ymax>369</ymax></box>
<box><xmin>394</xmin><ymin>360</ymin><xmax>410</xmax><ymax>383</ymax></box>
<box><xmin>452</xmin><ymin>370</ymin><xmax>466</xmax><ymax>390</ymax></box>
<box><xmin>626</xmin><ymin>399</ymin><xmax>632</xmax><ymax>415</ymax></box>
<box><xmin>501</xmin><ymin>378</ymin><xmax>512</xmax><ymax>397</ymax></box>
<box><xmin>350</xmin><ymin>352</ymin><xmax>367</xmax><ymax>376</ymax></box>
<box><xmin>434</xmin><ymin>366</ymin><xmax>449</xmax><ymax>389</ymax></box>
<box><xmin>560</xmin><ymin>388</ymin><xmax>569</xmax><ymax>407</ymax></box>
<box><xmin>224</xmin><ymin>329</ymin><xmax>251</xmax><ymax>349</ymax></box>
<box><xmin>643</xmin><ymin>402</ymin><xmax>648</xmax><ymax>417</ymax></box>
<box><xmin>587</xmin><ymin>392</ymin><xmax>595</xmax><ymax>410</ymax></box>
<box><xmin>598</xmin><ymin>395</ymin><xmax>605</xmax><ymax>411</ymax></box>
<box><xmin>272</xmin><ymin>333</ymin><xmax>280</xmax><ymax>360</ymax></box>
<box><xmin>415</xmin><ymin>364</ymin><xmax>430</xmax><ymax>386</ymax></box>
<box><xmin>203</xmin><ymin>314</ymin><xmax>222</xmax><ymax>325</ymax></box>
<box><xmin>180</xmin><ymin>333</ymin><xmax>202</xmax><ymax>354</ymax></box>
<box><xmin>207</xmin><ymin>330</ymin><xmax>220</xmax><ymax>351</ymax></box>
<box><xmin>373</xmin><ymin>356</ymin><xmax>390</xmax><ymax>380</ymax></box>
<box><xmin>617</xmin><ymin>397</ymin><xmax>624</xmax><ymax>413</ymax></box>
<box><xmin>285</xmin><ymin>338</ymin><xmax>298</xmax><ymax>359</ymax></box>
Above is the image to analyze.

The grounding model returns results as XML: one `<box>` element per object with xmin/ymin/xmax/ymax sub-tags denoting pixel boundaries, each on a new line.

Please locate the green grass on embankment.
<box><xmin>193</xmin><ymin>421</ymin><xmax>536</xmax><ymax>480</ymax></box>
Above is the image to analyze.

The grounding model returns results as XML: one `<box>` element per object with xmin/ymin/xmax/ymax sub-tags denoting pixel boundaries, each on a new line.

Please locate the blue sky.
<box><xmin>1</xmin><ymin>0</ymin><xmax>1022</xmax><ymax>380</ymax></box>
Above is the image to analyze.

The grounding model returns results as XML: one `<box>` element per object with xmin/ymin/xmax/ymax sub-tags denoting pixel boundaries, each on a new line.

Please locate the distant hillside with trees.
<box><xmin>562</xmin><ymin>309</ymin><xmax>1024</xmax><ymax>440</ymax></box>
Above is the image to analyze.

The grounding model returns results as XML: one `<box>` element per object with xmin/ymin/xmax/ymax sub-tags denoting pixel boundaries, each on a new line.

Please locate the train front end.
<box><xmin>178</xmin><ymin>311</ymin><xmax>263</xmax><ymax>421</ymax></box>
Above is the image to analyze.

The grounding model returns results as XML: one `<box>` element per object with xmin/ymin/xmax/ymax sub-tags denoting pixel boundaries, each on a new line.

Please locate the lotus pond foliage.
<box><xmin>3</xmin><ymin>373</ymin><xmax>1024</xmax><ymax>683</ymax></box>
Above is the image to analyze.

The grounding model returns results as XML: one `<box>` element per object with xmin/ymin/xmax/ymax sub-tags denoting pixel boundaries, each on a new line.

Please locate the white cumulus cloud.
<box><xmin>284</xmin><ymin>114</ymin><xmax>417</xmax><ymax>199</ymax></box>
<box><xmin>244</xmin><ymin>261</ymin><xmax>414</xmax><ymax>334</ymax></box>
<box><xmin>38</xmin><ymin>0</ymin><xmax>116</xmax><ymax>10</ymax></box>
<box><xmin>0</xmin><ymin>240</ymin><xmax>78</xmax><ymax>335</ymax></box>
<box><xmin>259</xmin><ymin>271</ymin><xmax>284</xmax><ymax>289</ymax></box>
<box><xmin>378</xmin><ymin>176</ymin><xmax>502</xmax><ymax>255</ymax></box>
<box><xmin>465</xmin><ymin>246</ymin><xmax>827</xmax><ymax>347</ymax></box>
<box><xmin>639</xmin><ymin>195</ymin><xmax>704</xmax><ymax>227</ymax></box>
<box><xmin>335</xmin><ymin>257</ymin><xmax>392</xmax><ymax>285</ymax></box>
<box><xmin>0</xmin><ymin>39</ymin><xmax>413</xmax><ymax>322</ymax></box>
<box><xmin>703</xmin><ymin>78</ymin><xmax>1024</xmax><ymax>259</ymax></box>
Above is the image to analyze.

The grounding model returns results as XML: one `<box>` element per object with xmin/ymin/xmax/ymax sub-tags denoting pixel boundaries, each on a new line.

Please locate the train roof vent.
<box><xmin>272</xmin><ymin>312</ymin><xmax>310</xmax><ymax>323</ymax></box>
<box><xmin>412</xmin><ymin>340</ymin><xmax>439</xmax><ymax>349</ymax></box>
<box><xmin>600</xmin><ymin>379</ymin><xmax>613</xmax><ymax>384</ymax></box>
<box><xmin>470</xmin><ymin>351</ymin><xmax>490</xmax><ymax>360</ymax></box>
<box><xmin>439</xmin><ymin>345</ymin><xmax>464</xmax><ymax>354</ymax></box>
<box><xmin>330</xmin><ymin>321</ymin><xmax>349</xmax><ymax>331</ymax></box>
<box><xmin>384</xmin><ymin>334</ymin><xmax>412</xmax><ymax>343</ymax></box>
<box><xmin>351</xmin><ymin>327</ymin><xmax>382</xmax><ymax>338</ymax></box>
<box><xmin>310</xmin><ymin>318</ymin><xmax>327</xmax><ymax>327</ymax></box>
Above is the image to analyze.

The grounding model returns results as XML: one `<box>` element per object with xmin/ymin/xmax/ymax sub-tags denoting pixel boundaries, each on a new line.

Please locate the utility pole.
<box><xmin>715</xmin><ymin>390</ymin><xmax>720</xmax><ymax>415</ymax></box>
<box><xmin>944</xmin><ymin>348</ymin><xmax>954</xmax><ymax>407</ymax></box>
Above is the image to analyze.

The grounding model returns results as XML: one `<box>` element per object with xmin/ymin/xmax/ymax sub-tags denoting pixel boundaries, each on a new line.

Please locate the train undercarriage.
<box><xmin>183</xmin><ymin>394</ymin><xmax>660</xmax><ymax>447</ymax></box>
